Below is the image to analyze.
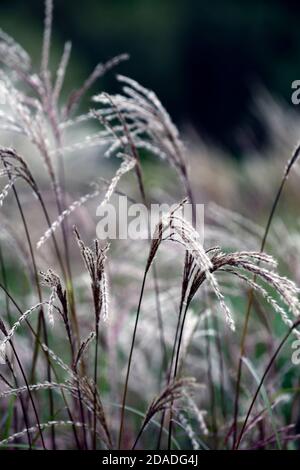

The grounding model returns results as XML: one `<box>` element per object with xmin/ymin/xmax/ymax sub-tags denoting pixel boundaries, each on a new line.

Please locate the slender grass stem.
<box><xmin>93</xmin><ymin>328</ymin><xmax>99</xmax><ymax>450</ymax></box>
<box><xmin>8</xmin><ymin>340</ymin><xmax>46</xmax><ymax>449</ymax></box>
<box><xmin>232</xmin><ymin>144</ymin><xmax>300</xmax><ymax>448</ymax></box>
<box><xmin>235</xmin><ymin>319</ymin><xmax>300</xmax><ymax>449</ymax></box>
<box><xmin>5</xmin><ymin>166</ymin><xmax>56</xmax><ymax>449</ymax></box>
<box><xmin>0</xmin><ymin>282</ymin><xmax>81</xmax><ymax>449</ymax></box>
<box><xmin>118</xmin><ymin>269</ymin><xmax>148</xmax><ymax>449</ymax></box>
<box><xmin>4</xmin><ymin>359</ymin><xmax>32</xmax><ymax>449</ymax></box>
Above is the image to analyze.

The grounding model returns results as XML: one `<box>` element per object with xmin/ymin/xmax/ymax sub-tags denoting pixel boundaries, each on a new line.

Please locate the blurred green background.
<box><xmin>1</xmin><ymin>0</ymin><xmax>300</xmax><ymax>155</ymax></box>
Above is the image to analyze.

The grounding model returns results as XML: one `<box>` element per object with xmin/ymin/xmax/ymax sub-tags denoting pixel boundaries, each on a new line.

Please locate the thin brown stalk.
<box><xmin>0</xmin><ymin>282</ymin><xmax>81</xmax><ymax>448</ymax></box>
<box><xmin>232</xmin><ymin>144</ymin><xmax>300</xmax><ymax>448</ymax></box>
<box><xmin>235</xmin><ymin>318</ymin><xmax>300</xmax><ymax>449</ymax></box>
<box><xmin>8</xmin><ymin>339</ymin><xmax>46</xmax><ymax>449</ymax></box>
<box><xmin>102</xmin><ymin>97</ymin><xmax>167</xmax><ymax>449</ymax></box>
<box><xmin>4</xmin><ymin>163</ymin><xmax>56</xmax><ymax>449</ymax></box>
<box><xmin>118</xmin><ymin>269</ymin><xmax>149</xmax><ymax>449</ymax></box>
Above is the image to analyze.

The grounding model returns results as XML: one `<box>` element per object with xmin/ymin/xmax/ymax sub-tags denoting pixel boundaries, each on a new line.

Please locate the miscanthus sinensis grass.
<box><xmin>0</xmin><ymin>0</ymin><xmax>300</xmax><ymax>451</ymax></box>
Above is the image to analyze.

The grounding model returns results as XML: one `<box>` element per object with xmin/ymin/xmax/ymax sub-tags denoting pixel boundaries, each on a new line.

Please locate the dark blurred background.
<box><xmin>1</xmin><ymin>0</ymin><xmax>300</xmax><ymax>156</ymax></box>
